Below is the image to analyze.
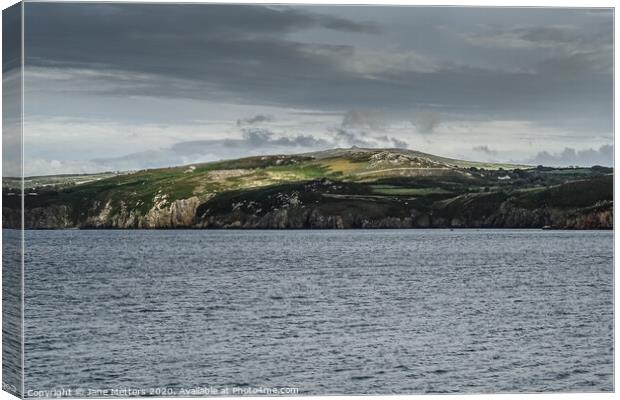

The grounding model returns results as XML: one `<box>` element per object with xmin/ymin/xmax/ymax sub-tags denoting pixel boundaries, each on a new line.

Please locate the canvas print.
<box><xmin>1</xmin><ymin>2</ymin><xmax>614</xmax><ymax>397</ymax></box>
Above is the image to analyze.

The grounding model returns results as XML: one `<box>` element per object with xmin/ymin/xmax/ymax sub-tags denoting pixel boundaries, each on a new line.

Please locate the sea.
<box><xmin>12</xmin><ymin>229</ymin><xmax>614</xmax><ymax>395</ymax></box>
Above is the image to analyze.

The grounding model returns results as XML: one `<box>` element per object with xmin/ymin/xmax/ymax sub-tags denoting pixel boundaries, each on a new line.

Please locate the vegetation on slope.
<box><xmin>2</xmin><ymin>147</ymin><xmax>613</xmax><ymax>229</ymax></box>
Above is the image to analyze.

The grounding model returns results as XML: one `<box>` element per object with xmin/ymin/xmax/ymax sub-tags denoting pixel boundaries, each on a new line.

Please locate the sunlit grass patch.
<box><xmin>371</xmin><ymin>185</ymin><xmax>452</xmax><ymax>196</ymax></box>
<box><xmin>320</xmin><ymin>158</ymin><xmax>368</xmax><ymax>175</ymax></box>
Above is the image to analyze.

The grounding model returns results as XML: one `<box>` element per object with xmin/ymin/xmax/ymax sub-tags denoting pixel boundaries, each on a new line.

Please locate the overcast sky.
<box><xmin>11</xmin><ymin>4</ymin><xmax>615</xmax><ymax>175</ymax></box>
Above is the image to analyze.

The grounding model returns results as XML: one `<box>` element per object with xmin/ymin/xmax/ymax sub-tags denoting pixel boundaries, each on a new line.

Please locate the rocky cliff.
<box><xmin>4</xmin><ymin>176</ymin><xmax>613</xmax><ymax>230</ymax></box>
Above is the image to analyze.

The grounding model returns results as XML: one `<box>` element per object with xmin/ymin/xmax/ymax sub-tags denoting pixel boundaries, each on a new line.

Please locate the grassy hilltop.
<box><xmin>2</xmin><ymin>147</ymin><xmax>613</xmax><ymax>229</ymax></box>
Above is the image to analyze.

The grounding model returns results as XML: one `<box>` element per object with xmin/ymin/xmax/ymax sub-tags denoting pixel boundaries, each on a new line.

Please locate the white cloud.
<box><xmin>301</xmin><ymin>45</ymin><xmax>440</xmax><ymax>76</ymax></box>
<box><xmin>20</xmin><ymin>109</ymin><xmax>613</xmax><ymax>176</ymax></box>
<box><xmin>528</xmin><ymin>145</ymin><xmax>612</xmax><ymax>167</ymax></box>
<box><xmin>462</xmin><ymin>25</ymin><xmax>580</xmax><ymax>50</ymax></box>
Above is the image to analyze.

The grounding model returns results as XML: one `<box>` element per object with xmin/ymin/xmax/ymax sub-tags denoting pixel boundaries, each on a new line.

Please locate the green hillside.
<box><xmin>2</xmin><ymin>148</ymin><xmax>613</xmax><ymax>229</ymax></box>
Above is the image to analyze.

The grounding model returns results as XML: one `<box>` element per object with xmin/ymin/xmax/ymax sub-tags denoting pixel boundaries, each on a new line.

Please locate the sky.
<box><xmin>6</xmin><ymin>3</ymin><xmax>615</xmax><ymax>175</ymax></box>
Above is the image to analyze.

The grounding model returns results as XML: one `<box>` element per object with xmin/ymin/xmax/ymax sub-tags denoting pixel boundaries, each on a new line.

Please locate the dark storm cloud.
<box><xmin>23</xmin><ymin>3</ymin><xmax>612</xmax><ymax>130</ymax></box>
<box><xmin>2</xmin><ymin>3</ymin><xmax>21</xmax><ymax>73</ymax></box>
<box><xmin>463</xmin><ymin>23</ymin><xmax>612</xmax><ymax>77</ymax></box>
<box><xmin>535</xmin><ymin>50</ymin><xmax>611</xmax><ymax>77</ymax></box>
<box><xmin>23</xmin><ymin>3</ymin><xmax>378</xmax><ymax>74</ymax></box>
<box><xmin>20</xmin><ymin>3</ymin><xmax>614</xmax><ymax>172</ymax></box>
<box><xmin>23</xmin><ymin>3</ymin><xmax>384</xmax><ymax>111</ymax></box>
<box><xmin>24</xmin><ymin>3</ymin><xmax>378</xmax><ymax>47</ymax></box>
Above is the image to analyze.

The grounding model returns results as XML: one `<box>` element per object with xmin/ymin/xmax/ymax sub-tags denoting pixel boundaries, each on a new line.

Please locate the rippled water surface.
<box><xmin>23</xmin><ymin>230</ymin><xmax>613</xmax><ymax>395</ymax></box>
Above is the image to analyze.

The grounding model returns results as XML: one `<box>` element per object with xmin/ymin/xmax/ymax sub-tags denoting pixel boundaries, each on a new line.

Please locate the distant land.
<box><xmin>2</xmin><ymin>148</ymin><xmax>613</xmax><ymax>229</ymax></box>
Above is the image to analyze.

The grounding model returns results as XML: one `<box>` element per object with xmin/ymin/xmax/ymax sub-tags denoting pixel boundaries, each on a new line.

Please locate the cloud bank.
<box><xmin>528</xmin><ymin>144</ymin><xmax>612</xmax><ymax>167</ymax></box>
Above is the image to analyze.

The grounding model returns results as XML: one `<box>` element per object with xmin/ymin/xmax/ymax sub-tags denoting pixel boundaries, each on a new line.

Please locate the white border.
<box><xmin>0</xmin><ymin>1</ymin><xmax>616</xmax><ymax>400</ymax></box>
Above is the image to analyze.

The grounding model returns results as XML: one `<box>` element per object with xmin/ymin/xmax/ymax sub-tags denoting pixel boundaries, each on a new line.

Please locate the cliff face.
<box><xmin>8</xmin><ymin>197</ymin><xmax>202</xmax><ymax>229</ymax></box>
<box><xmin>89</xmin><ymin>196</ymin><xmax>202</xmax><ymax>228</ymax></box>
<box><xmin>4</xmin><ymin>177</ymin><xmax>612</xmax><ymax>230</ymax></box>
<box><xmin>23</xmin><ymin>205</ymin><xmax>73</xmax><ymax>229</ymax></box>
<box><xmin>5</xmin><ymin>201</ymin><xmax>612</xmax><ymax>230</ymax></box>
<box><xmin>195</xmin><ymin>203</ymin><xmax>612</xmax><ymax>229</ymax></box>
